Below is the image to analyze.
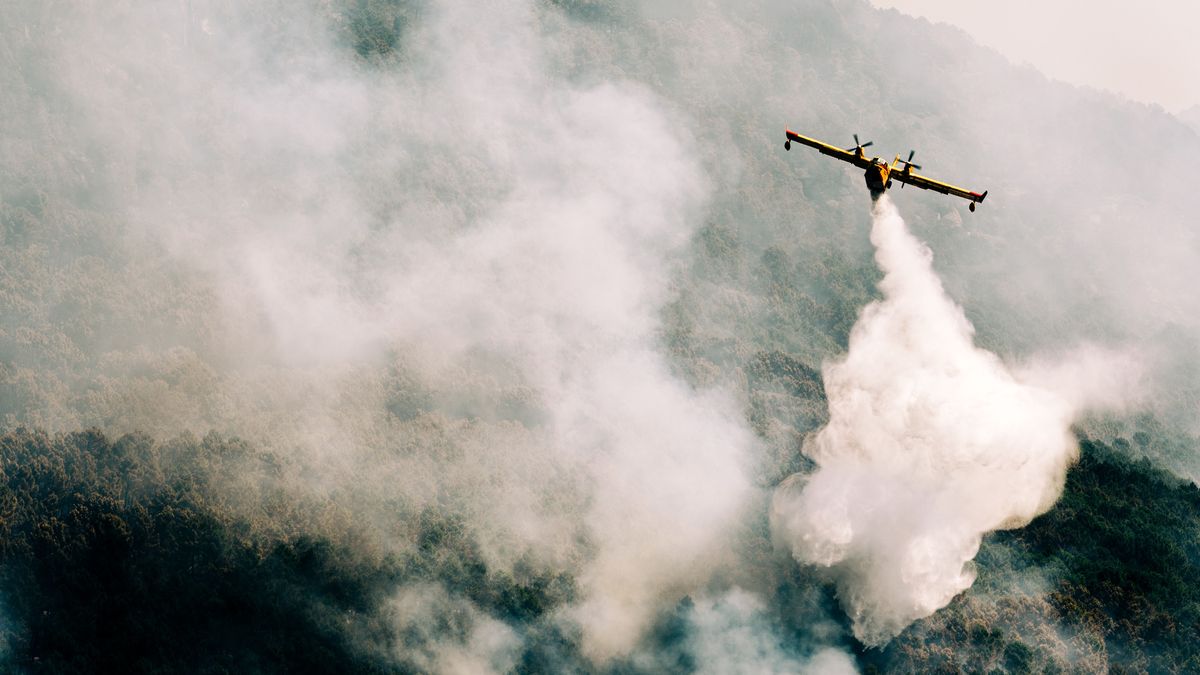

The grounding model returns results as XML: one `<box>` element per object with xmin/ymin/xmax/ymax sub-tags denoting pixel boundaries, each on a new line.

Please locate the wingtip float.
<box><xmin>784</xmin><ymin>129</ymin><xmax>988</xmax><ymax>212</ymax></box>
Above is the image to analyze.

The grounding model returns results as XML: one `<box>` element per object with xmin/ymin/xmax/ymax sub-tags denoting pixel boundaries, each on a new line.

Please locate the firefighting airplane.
<box><xmin>784</xmin><ymin>130</ymin><xmax>988</xmax><ymax>211</ymax></box>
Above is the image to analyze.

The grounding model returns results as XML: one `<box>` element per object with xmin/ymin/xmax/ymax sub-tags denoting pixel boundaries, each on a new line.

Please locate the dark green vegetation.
<box><xmin>343</xmin><ymin>0</ymin><xmax>416</xmax><ymax>58</ymax></box>
<box><xmin>870</xmin><ymin>438</ymin><xmax>1200</xmax><ymax>674</ymax></box>
<box><xmin>0</xmin><ymin>430</ymin><xmax>575</xmax><ymax>673</ymax></box>
<box><xmin>5</xmin><ymin>429</ymin><xmax>1200</xmax><ymax>672</ymax></box>
<box><xmin>0</xmin><ymin>430</ymin><xmax>392</xmax><ymax>673</ymax></box>
<box><xmin>1020</xmin><ymin>441</ymin><xmax>1200</xmax><ymax>667</ymax></box>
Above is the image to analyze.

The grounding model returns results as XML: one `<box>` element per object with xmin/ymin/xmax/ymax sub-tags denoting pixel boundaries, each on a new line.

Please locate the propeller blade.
<box><xmin>848</xmin><ymin>134</ymin><xmax>873</xmax><ymax>152</ymax></box>
<box><xmin>899</xmin><ymin>150</ymin><xmax>921</xmax><ymax>170</ymax></box>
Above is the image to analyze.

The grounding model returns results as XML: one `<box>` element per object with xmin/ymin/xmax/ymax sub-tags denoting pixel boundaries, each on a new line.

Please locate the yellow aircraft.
<box><xmin>784</xmin><ymin>129</ymin><xmax>988</xmax><ymax>211</ymax></box>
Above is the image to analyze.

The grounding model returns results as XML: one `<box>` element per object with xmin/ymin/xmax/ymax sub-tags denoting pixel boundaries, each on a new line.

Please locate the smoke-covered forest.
<box><xmin>3</xmin><ymin>0</ymin><xmax>1199</xmax><ymax>673</ymax></box>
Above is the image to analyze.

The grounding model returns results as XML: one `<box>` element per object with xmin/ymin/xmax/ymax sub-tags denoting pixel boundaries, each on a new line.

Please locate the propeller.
<box><xmin>848</xmin><ymin>133</ymin><xmax>874</xmax><ymax>152</ymax></box>
<box><xmin>900</xmin><ymin>149</ymin><xmax>922</xmax><ymax>170</ymax></box>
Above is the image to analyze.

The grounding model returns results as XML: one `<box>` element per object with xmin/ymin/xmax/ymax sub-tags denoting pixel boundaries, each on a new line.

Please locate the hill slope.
<box><xmin>1</xmin><ymin>0</ymin><xmax>1198</xmax><ymax>672</ymax></box>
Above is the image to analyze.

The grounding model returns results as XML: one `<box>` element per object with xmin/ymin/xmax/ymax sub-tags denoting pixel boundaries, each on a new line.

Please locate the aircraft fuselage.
<box><xmin>864</xmin><ymin>160</ymin><xmax>891</xmax><ymax>197</ymax></box>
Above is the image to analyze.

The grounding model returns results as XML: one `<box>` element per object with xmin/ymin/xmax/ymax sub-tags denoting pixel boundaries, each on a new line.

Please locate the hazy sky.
<box><xmin>870</xmin><ymin>1</ymin><xmax>1200</xmax><ymax>113</ymax></box>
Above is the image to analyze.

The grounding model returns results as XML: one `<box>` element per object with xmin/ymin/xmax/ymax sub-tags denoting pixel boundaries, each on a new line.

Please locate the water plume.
<box><xmin>771</xmin><ymin>196</ymin><xmax>1137</xmax><ymax>644</ymax></box>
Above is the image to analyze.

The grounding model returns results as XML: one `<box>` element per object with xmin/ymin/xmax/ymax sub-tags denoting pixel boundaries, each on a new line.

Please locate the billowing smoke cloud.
<box><xmin>770</xmin><ymin>197</ymin><xmax>1138</xmax><ymax>644</ymax></box>
<box><xmin>683</xmin><ymin>589</ymin><xmax>859</xmax><ymax>675</ymax></box>
<box><xmin>388</xmin><ymin>584</ymin><xmax>523</xmax><ymax>674</ymax></box>
<box><xmin>25</xmin><ymin>0</ymin><xmax>757</xmax><ymax>662</ymax></box>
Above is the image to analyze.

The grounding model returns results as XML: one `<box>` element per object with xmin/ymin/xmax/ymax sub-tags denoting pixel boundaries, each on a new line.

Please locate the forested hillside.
<box><xmin>2</xmin><ymin>0</ymin><xmax>1198</xmax><ymax>672</ymax></box>
<box><xmin>5</xmin><ymin>430</ymin><xmax>1198</xmax><ymax>672</ymax></box>
<box><xmin>871</xmin><ymin>438</ymin><xmax>1200</xmax><ymax>674</ymax></box>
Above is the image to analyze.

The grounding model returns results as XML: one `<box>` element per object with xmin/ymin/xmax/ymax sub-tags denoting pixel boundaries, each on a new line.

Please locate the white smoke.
<box><xmin>42</xmin><ymin>0</ymin><xmax>755</xmax><ymax>661</ymax></box>
<box><xmin>771</xmin><ymin>196</ymin><xmax>1139</xmax><ymax>645</ymax></box>
<box><xmin>343</xmin><ymin>2</ymin><xmax>757</xmax><ymax>658</ymax></box>
<box><xmin>388</xmin><ymin>584</ymin><xmax>523</xmax><ymax>675</ymax></box>
<box><xmin>685</xmin><ymin>589</ymin><xmax>859</xmax><ymax>675</ymax></box>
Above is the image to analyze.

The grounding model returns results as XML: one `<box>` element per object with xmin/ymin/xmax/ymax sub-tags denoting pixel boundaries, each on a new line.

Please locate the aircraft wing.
<box><xmin>785</xmin><ymin>130</ymin><xmax>873</xmax><ymax>169</ymax></box>
<box><xmin>891</xmin><ymin>169</ymin><xmax>987</xmax><ymax>205</ymax></box>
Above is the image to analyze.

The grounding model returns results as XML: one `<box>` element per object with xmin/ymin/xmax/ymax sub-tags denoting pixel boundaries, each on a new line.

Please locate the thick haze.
<box><xmin>870</xmin><ymin>0</ymin><xmax>1200</xmax><ymax>112</ymax></box>
<box><xmin>3</xmin><ymin>0</ymin><xmax>1200</xmax><ymax>671</ymax></box>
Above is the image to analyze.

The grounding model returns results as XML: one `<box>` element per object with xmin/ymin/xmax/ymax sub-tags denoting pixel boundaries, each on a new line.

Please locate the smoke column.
<box><xmin>771</xmin><ymin>196</ymin><xmax>1130</xmax><ymax>645</ymax></box>
<box><xmin>26</xmin><ymin>1</ymin><xmax>759</xmax><ymax>662</ymax></box>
